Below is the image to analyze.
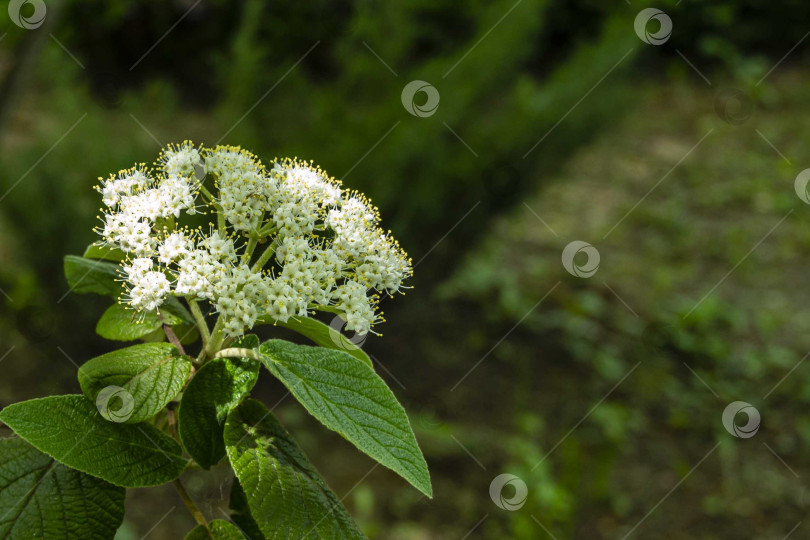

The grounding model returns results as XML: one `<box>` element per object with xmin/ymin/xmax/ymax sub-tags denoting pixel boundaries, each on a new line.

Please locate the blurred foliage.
<box><xmin>1</xmin><ymin>0</ymin><xmax>809</xmax><ymax>538</ymax></box>
<box><xmin>439</xmin><ymin>74</ymin><xmax>810</xmax><ymax>538</ymax></box>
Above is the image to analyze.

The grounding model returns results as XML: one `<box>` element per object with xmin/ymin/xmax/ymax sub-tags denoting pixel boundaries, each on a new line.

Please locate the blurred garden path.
<box><xmin>429</xmin><ymin>70</ymin><xmax>810</xmax><ymax>539</ymax></box>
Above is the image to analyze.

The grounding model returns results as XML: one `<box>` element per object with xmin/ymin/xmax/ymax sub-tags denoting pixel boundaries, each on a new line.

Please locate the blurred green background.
<box><xmin>1</xmin><ymin>0</ymin><xmax>809</xmax><ymax>538</ymax></box>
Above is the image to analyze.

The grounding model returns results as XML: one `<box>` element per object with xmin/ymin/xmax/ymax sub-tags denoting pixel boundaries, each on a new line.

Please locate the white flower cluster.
<box><xmin>96</xmin><ymin>142</ymin><xmax>411</xmax><ymax>338</ymax></box>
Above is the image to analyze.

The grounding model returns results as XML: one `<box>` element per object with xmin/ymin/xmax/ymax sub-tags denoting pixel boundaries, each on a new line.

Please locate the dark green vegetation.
<box><xmin>437</xmin><ymin>74</ymin><xmax>810</xmax><ymax>538</ymax></box>
<box><xmin>1</xmin><ymin>0</ymin><xmax>809</xmax><ymax>538</ymax></box>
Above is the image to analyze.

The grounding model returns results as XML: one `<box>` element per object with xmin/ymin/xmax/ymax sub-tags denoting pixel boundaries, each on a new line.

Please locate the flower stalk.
<box><xmin>173</xmin><ymin>478</ymin><xmax>208</xmax><ymax>527</ymax></box>
<box><xmin>213</xmin><ymin>347</ymin><xmax>262</xmax><ymax>360</ymax></box>
<box><xmin>187</xmin><ymin>298</ymin><xmax>211</xmax><ymax>346</ymax></box>
<box><xmin>251</xmin><ymin>237</ymin><xmax>278</xmax><ymax>272</ymax></box>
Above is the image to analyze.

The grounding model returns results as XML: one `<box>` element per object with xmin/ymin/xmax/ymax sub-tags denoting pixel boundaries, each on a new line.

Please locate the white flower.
<box><xmin>213</xmin><ymin>264</ymin><xmax>268</xmax><ymax>335</ymax></box>
<box><xmin>174</xmin><ymin>250</ymin><xmax>212</xmax><ymax>299</ymax></box>
<box><xmin>124</xmin><ymin>257</ymin><xmax>154</xmax><ymax>280</ymax></box>
<box><xmin>157</xmin><ymin>175</ymin><xmax>198</xmax><ymax>217</ymax></box>
<box><xmin>161</xmin><ymin>142</ymin><xmax>202</xmax><ymax>178</ymax></box>
<box><xmin>201</xmin><ymin>230</ymin><xmax>237</xmax><ymax>263</ymax></box>
<box><xmin>332</xmin><ymin>280</ymin><xmax>377</xmax><ymax>334</ymax></box>
<box><xmin>158</xmin><ymin>232</ymin><xmax>190</xmax><ymax>264</ymax></box>
<box><xmin>102</xmin><ymin>212</ymin><xmax>155</xmax><ymax>256</ymax></box>
<box><xmin>96</xmin><ymin>143</ymin><xmax>411</xmax><ymax>337</ymax></box>
<box><xmin>99</xmin><ymin>169</ymin><xmax>150</xmax><ymax>208</ymax></box>
<box><xmin>127</xmin><ymin>270</ymin><xmax>171</xmax><ymax>311</ymax></box>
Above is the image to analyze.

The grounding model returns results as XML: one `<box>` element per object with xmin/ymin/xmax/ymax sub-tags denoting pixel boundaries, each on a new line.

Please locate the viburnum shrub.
<box><xmin>0</xmin><ymin>142</ymin><xmax>430</xmax><ymax>539</ymax></box>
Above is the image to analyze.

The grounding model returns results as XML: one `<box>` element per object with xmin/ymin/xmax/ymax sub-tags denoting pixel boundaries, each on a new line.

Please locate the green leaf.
<box><xmin>78</xmin><ymin>343</ymin><xmax>190</xmax><ymax>424</ymax></box>
<box><xmin>172</xmin><ymin>322</ymin><xmax>201</xmax><ymax>345</ymax></box>
<box><xmin>271</xmin><ymin>315</ymin><xmax>372</xmax><ymax>368</ymax></box>
<box><xmin>0</xmin><ymin>437</ymin><xmax>125</xmax><ymax>539</ymax></box>
<box><xmin>163</xmin><ymin>298</ymin><xmax>199</xmax><ymax>344</ymax></box>
<box><xmin>224</xmin><ymin>400</ymin><xmax>366</xmax><ymax>539</ymax></box>
<box><xmin>258</xmin><ymin>340</ymin><xmax>432</xmax><ymax>497</ymax></box>
<box><xmin>259</xmin><ymin>339</ymin><xmax>433</xmax><ymax>497</ymax></box>
<box><xmin>140</xmin><ymin>328</ymin><xmax>169</xmax><ymax>343</ymax></box>
<box><xmin>83</xmin><ymin>243</ymin><xmax>127</xmax><ymax>263</ymax></box>
<box><xmin>96</xmin><ymin>303</ymin><xmax>183</xmax><ymax>341</ymax></box>
<box><xmin>63</xmin><ymin>255</ymin><xmax>122</xmax><ymax>297</ymax></box>
<box><xmin>184</xmin><ymin>520</ymin><xmax>245</xmax><ymax>540</ymax></box>
<box><xmin>229</xmin><ymin>479</ymin><xmax>265</xmax><ymax>540</ymax></box>
<box><xmin>178</xmin><ymin>336</ymin><xmax>260</xmax><ymax>469</ymax></box>
<box><xmin>163</xmin><ymin>296</ymin><xmax>195</xmax><ymax>324</ymax></box>
<box><xmin>0</xmin><ymin>395</ymin><xmax>187</xmax><ymax>487</ymax></box>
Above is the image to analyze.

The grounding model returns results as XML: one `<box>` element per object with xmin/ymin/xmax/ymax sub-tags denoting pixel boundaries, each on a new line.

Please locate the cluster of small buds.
<box><xmin>96</xmin><ymin>142</ymin><xmax>411</xmax><ymax>338</ymax></box>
